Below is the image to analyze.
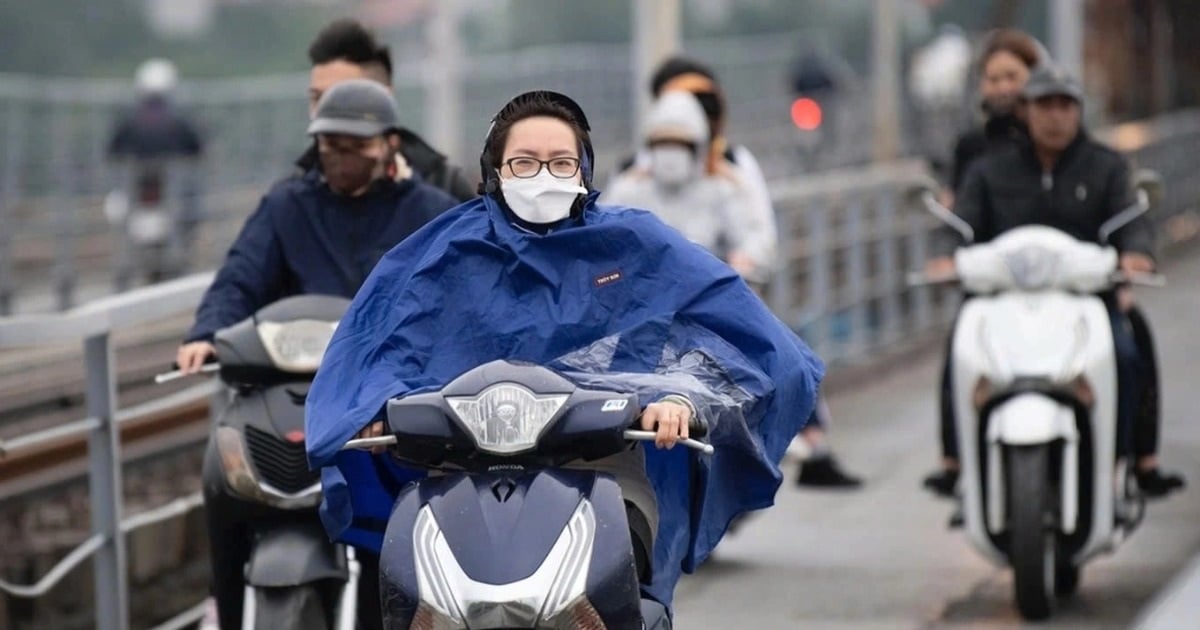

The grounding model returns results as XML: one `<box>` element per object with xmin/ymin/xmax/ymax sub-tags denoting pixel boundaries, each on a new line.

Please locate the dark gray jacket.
<box><xmin>933</xmin><ymin>131</ymin><xmax>1155</xmax><ymax>258</ymax></box>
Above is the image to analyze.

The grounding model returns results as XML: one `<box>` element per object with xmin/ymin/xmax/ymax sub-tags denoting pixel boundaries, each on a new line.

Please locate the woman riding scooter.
<box><xmin>305</xmin><ymin>91</ymin><xmax>825</xmax><ymax>625</ymax></box>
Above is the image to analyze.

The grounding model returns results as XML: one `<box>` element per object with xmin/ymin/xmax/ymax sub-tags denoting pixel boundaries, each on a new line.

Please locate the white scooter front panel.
<box><xmin>954</xmin><ymin>225</ymin><xmax>1118</xmax><ymax>295</ymax></box>
<box><xmin>952</xmin><ymin>281</ymin><xmax>1118</xmax><ymax>565</ymax></box>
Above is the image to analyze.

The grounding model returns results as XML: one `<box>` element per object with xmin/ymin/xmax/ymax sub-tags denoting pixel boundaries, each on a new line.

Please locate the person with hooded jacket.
<box><xmin>602</xmin><ymin>91</ymin><xmax>767</xmax><ymax>278</ymax></box>
<box><xmin>304</xmin><ymin>90</ymin><xmax>825</xmax><ymax>622</ymax></box>
<box><xmin>616</xmin><ymin>57</ymin><xmax>861</xmax><ymax>489</ymax></box>
<box><xmin>178</xmin><ymin>80</ymin><xmax>457</xmax><ymax>630</ymax></box>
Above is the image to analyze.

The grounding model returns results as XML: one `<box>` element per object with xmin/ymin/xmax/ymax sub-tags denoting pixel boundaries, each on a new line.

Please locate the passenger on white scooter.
<box><xmin>946</xmin><ymin>29</ymin><xmax>1042</xmax><ymax>198</ymax></box>
<box><xmin>923</xmin><ymin>65</ymin><xmax>1184</xmax><ymax>500</ymax></box>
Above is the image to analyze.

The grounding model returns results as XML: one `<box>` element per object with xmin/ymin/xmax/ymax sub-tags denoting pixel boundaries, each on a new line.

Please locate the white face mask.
<box><xmin>649</xmin><ymin>145</ymin><xmax>696</xmax><ymax>187</ymax></box>
<box><xmin>500</xmin><ymin>171</ymin><xmax>588</xmax><ymax>225</ymax></box>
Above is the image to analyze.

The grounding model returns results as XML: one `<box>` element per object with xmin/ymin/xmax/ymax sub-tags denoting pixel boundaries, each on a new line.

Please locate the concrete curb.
<box><xmin>1132</xmin><ymin>552</ymin><xmax>1200</xmax><ymax>629</ymax></box>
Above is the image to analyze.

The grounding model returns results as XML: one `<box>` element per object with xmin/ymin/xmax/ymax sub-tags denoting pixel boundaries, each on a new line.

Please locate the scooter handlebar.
<box><xmin>154</xmin><ymin>363</ymin><xmax>219</xmax><ymax>384</ymax></box>
<box><xmin>906</xmin><ymin>271</ymin><xmax>959</xmax><ymax>288</ymax></box>
<box><xmin>1112</xmin><ymin>271</ymin><xmax>1166</xmax><ymax>288</ymax></box>
<box><xmin>622</xmin><ymin>430</ymin><xmax>715</xmax><ymax>455</ymax></box>
<box><xmin>340</xmin><ymin>430</ymin><xmax>715</xmax><ymax>455</ymax></box>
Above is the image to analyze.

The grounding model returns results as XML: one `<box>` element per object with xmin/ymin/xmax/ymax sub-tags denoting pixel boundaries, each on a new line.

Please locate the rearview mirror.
<box><xmin>904</xmin><ymin>180</ymin><xmax>974</xmax><ymax>244</ymax></box>
<box><xmin>1133</xmin><ymin>168</ymin><xmax>1164</xmax><ymax>207</ymax></box>
<box><xmin>1099</xmin><ymin>169</ymin><xmax>1162</xmax><ymax>243</ymax></box>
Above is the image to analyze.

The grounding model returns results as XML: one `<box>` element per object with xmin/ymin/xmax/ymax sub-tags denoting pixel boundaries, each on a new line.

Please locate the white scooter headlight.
<box><xmin>1003</xmin><ymin>245</ymin><xmax>1062</xmax><ymax>291</ymax></box>
<box><xmin>256</xmin><ymin>319</ymin><xmax>338</xmax><ymax>373</ymax></box>
<box><xmin>447</xmin><ymin>384</ymin><xmax>568</xmax><ymax>455</ymax></box>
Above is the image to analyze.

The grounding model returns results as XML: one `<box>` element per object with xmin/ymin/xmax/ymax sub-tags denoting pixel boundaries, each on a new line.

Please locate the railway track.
<box><xmin>0</xmin><ymin>315</ymin><xmax>214</xmax><ymax>498</ymax></box>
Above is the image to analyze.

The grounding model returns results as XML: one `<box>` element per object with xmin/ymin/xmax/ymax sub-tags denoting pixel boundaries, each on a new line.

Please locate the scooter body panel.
<box><xmin>953</xmin><ymin>289</ymin><xmax>1118</xmax><ymax>564</ymax></box>
<box><xmin>379</xmin><ymin>467</ymin><xmax>642</xmax><ymax>629</ymax></box>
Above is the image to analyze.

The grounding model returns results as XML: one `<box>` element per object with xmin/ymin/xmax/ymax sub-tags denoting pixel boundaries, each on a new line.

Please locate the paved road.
<box><xmin>674</xmin><ymin>248</ymin><xmax>1200</xmax><ymax>629</ymax></box>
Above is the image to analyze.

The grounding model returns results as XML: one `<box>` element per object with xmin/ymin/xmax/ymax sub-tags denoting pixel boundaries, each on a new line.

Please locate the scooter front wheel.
<box><xmin>250</xmin><ymin>584</ymin><xmax>332</xmax><ymax>630</ymax></box>
<box><xmin>1008</xmin><ymin>444</ymin><xmax>1056</xmax><ymax>620</ymax></box>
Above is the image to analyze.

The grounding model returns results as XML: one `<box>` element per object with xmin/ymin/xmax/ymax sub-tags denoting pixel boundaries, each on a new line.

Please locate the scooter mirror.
<box><xmin>1133</xmin><ymin>168</ymin><xmax>1164</xmax><ymax>207</ymax></box>
<box><xmin>1099</xmin><ymin>169</ymin><xmax>1161</xmax><ymax>244</ymax></box>
<box><xmin>904</xmin><ymin>180</ymin><xmax>974</xmax><ymax>244</ymax></box>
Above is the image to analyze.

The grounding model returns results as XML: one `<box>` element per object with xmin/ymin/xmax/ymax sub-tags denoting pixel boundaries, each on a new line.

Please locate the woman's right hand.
<box><xmin>175</xmin><ymin>341</ymin><xmax>216</xmax><ymax>375</ymax></box>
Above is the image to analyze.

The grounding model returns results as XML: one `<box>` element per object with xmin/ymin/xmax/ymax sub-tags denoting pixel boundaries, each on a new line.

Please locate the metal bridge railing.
<box><xmin>767</xmin><ymin>159</ymin><xmax>954</xmax><ymax>364</ymax></box>
<box><xmin>0</xmin><ymin>273</ymin><xmax>213</xmax><ymax>630</ymax></box>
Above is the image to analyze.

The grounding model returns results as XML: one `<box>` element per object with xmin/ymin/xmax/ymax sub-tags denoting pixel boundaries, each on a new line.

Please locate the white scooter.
<box><xmin>915</xmin><ymin>177</ymin><xmax>1162</xmax><ymax>620</ymax></box>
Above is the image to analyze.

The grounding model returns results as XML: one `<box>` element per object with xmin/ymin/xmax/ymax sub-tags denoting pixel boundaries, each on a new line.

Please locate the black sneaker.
<box><xmin>796</xmin><ymin>455</ymin><xmax>863</xmax><ymax>489</ymax></box>
<box><xmin>1136</xmin><ymin>467</ymin><xmax>1185</xmax><ymax>498</ymax></box>
<box><xmin>922</xmin><ymin>468</ymin><xmax>959</xmax><ymax>499</ymax></box>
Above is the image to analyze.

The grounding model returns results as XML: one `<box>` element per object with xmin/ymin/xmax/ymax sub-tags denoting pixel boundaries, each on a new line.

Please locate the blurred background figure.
<box><xmin>644</xmin><ymin>56</ymin><xmax>777</xmax><ymax>285</ymax></box>
<box><xmin>616</xmin><ymin>57</ymin><xmax>861</xmax><ymax>489</ymax></box>
<box><xmin>105</xmin><ymin>58</ymin><xmax>204</xmax><ymax>288</ymax></box>
<box><xmin>907</xmin><ymin>24</ymin><xmax>972</xmax><ymax>176</ymax></box>
<box><xmin>603</xmin><ymin>91</ymin><xmax>765</xmax><ymax>277</ymax></box>
<box><xmin>946</xmin><ymin>28</ymin><xmax>1042</xmax><ymax>198</ymax></box>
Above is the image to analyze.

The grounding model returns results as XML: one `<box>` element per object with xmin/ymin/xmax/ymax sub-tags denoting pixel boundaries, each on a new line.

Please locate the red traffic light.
<box><xmin>790</xmin><ymin>97</ymin><xmax>823</xmax><ymax>131</ymax></box>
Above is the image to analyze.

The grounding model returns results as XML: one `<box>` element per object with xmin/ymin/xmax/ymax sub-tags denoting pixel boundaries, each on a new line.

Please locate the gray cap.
<box><xmin>1022</xmin><ymin>64</ymin><xmax>1084</xmax><ymax>103</ymax></box>
<box><xmin>307</xmin><ymin>79</ymin><xmax>399</xmax><ymax>138</ymax></box>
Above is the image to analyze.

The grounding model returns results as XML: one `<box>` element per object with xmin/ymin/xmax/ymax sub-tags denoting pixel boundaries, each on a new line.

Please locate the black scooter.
<box><xmin>160</xmin><ymin>295</ymin><xmax>355</xmax><ymax>629</ymax></box>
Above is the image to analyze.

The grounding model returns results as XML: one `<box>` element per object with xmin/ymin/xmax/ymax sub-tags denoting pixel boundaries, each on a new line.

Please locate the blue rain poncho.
<box><xmin>305</xmin><ymin>192</ymin><xmax>823</xmax><ymax>606</ymax></box>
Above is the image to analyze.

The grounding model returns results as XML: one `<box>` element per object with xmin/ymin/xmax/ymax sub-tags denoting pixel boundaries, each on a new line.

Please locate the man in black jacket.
<box><xmin>299</xmin><ymin>19</ymin><xmax>476</xmax><ymax>202</ymax></box>
<box><xmin>924</xmin><ymin>65</ymin><xmax>1184</xmax><ymax>499</ymax></box>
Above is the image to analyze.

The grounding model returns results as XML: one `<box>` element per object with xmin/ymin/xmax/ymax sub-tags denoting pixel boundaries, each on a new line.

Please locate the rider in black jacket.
<box><xmin>925</xmin><ymin>65</ymin><xmax>1184</xmax><ymax>500</ymax></box>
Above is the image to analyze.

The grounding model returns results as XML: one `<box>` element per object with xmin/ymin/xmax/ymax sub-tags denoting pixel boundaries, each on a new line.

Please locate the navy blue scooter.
<box><xmin>342</xmin><ymin>360</ymin><xmax>712</xmax><ymax>629</ymax></box>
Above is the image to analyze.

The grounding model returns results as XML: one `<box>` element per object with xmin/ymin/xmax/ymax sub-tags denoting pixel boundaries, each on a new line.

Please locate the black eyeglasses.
<box><xmin>503</xmin><ymin>156</ymin><xmax>581</xmax><ymax>179</ymax></box>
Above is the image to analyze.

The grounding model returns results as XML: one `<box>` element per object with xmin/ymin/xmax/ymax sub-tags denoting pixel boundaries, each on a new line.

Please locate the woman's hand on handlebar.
<box><xmin>175</xmin><ymin>341</ymin><xmax>216</xmax><ymax>375</ymax></box>
<box><xmin>357</xmin><ymin>421</ymin><xmax>386</xmax><ymax>454</ymax></box>
<box><xmin>640</xmin><ymin>400</ymin><xmax>692</xmax><ymax>450</ymax></box>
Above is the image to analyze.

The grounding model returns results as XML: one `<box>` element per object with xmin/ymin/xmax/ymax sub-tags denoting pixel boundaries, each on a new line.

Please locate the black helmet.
<box><xmin>477</xmin><ymin>90</ymin><xmax>594</xmax><ymax>195</ymax></box>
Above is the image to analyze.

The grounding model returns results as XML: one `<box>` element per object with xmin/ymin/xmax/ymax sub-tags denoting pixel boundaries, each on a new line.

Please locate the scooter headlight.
<box><xmin>1004</xmin><ymin>245</ymin><xmax>1062</xmax><ymax>290</ymax></box>
<box><xmin>256</xmin><ymin>319</ymin><xmax>338</xmax><ymax>373</ymax></box>
<box><xmin>447</xmin><ymin>384</ymin><xmax>568</xmax><ymax>455</ymax></box>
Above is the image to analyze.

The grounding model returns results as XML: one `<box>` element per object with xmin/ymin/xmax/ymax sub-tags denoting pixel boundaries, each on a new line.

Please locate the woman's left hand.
<box><xmin>640</xmin><ymin>401</ymin><xmax>692</xmax><ymax>449</ymax></box>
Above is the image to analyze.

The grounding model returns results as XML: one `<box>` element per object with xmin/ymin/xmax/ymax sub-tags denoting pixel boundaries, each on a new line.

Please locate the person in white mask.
<box><xmin>323</xmin><ymin>91</ymin><xmax>828</xmax><ymax>614</ymax></box>
<box><xmin>606</xmin><ymin>91</ymin><xmax>863</xmax><ymax>491</ymax></box>
<box><xmin>603</xmin><ymin>91</ymin><xmax>767</xmax><ymax>283</ymax></box>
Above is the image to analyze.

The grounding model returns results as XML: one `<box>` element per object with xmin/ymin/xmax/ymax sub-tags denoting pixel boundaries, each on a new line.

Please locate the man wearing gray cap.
<box><xmin>176</xmin><ymin>79</ymin><xmax>457</xmax><ymax>630</ymax></box>
<box><xmin>923</xmin><ymin>64</ymin><xmax>1184</xmax><ymax>501</ymax></box>
<box><xmin>301</xmin><ymin>18</ymin><xmax>475</xmax><ymax>201</ymax></box>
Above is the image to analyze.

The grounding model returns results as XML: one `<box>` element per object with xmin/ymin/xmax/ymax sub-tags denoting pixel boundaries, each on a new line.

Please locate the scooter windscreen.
<box><xmin>213</xmin><ymin>294</ymin><xmax>350</xmax><ymax>386</ymax></box>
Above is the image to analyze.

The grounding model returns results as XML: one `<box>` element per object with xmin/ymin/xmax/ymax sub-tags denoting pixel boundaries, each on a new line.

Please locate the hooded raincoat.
<box><xmin>304</xmin><ymin>192</ymin><xmax>823</xmax><ymax>606</ymax></box>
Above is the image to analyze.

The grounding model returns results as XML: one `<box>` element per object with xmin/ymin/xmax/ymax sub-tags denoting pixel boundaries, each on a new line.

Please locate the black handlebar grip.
<box><xmin>688</xmin><ymin>416</ymin><xmax>709</xmax><ymax>439</ymax></box>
